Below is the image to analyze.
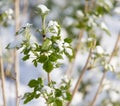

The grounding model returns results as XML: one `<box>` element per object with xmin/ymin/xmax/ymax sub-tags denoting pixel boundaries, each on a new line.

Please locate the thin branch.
<box><xmin>90</xmin><ymin>34</ymin><xmax>120</xmax><ymax>106</ymax></box>
<box><xmin>66</xmin><ymin>30</ymin><xmax>84</xmax><ymax>78</ymax></box>
<box><xmin>41</xmin><ymin>14</ymin><xmax>51</xmax><ymax>85</ymax></box>
<box><xmin>67</xmin><ymin>48</ymin><xmax>93</xmax><ymax>106</ymax></box>
<box><xmin>23</xmin><ymin>0</ymin><xmax>28</xmax><ymax>16</ymax></box>
<box><xmin>66</xmin><ymin>0</ymin><xmax>89</xmax><ymax>78</ymax></box>
<box><xmin>47</xmin><ymin>73</ymin><xmax>51</xmax><ymax>84</ymax></box>
<box><xmin>85</xmin><ymin>0</ymin><xmax>89</xmax><ymax>13</ymax></box>
<box><xmin>14</xmin><ymin>0</ymin><xmax>20</xmax><ymax>106</ymax></box>
<box><xmin>0</xmin><ymin>46</ymin><xmax>6</xmax><ymax>106</ymax></box>
<box><xmin>90</xmin><ymin>0</ymin><xmax>95</xmax><ymax>10</ymax></box>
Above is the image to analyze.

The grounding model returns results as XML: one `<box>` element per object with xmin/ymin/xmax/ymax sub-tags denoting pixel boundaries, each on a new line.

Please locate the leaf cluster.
<box><xmin>23</xmin><ymin>78</ymin><xmax>72</xmax><ymax>106</ymax></box>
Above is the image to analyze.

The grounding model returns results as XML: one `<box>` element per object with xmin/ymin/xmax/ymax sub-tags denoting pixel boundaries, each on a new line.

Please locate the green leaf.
<box><xmin>35</xmin><ymin>93</ymin><xmax>40</xmax><ymax>99</ymax></box>
<box><xmin>23</xmin><ymin>47</ymin><xmax>31</xmax><ymax>54</ymax></box>
<box><xmin>32</xmin><ymin>60</ymin><xmax>38</xmax><ymax>67</ymax></box>
<box><xmin>47</xmin><ymin>97</ymin><xmax>55</xmax><ymax>104</ymax></box>
<box><xmin>49</xmin><ymin>53</ymin><xmax>58</xmax><ymax>62</ymax></box>
<box><xmin>38</xmin><ymin>77</ymin><xmax>43</xmax><ymax>85</ymax></box>
<box><xmin>65</xmin><ymin>92</ymin><xmax>72</xmax><ymax>101</ymax></box>
<box><xmin>38</xmin><ymin>55</ymin><xmax>48</xmax><ymax>63</ymax></box>
<box><xmin>57</xmin><ymin>54</ymin><xmax>63</xmax><ymax>59</ymax></box>
<box><xmin>64</xmin><ymin>38</ymin><xmax>72</xmax><ymax>43</ymax></box>
<box><xmin>28</xmin><ymin>79</ymin><xmax>39</xmax><ymax>88</ymax></box>
<box><xmin>24</xmin><ymin>92</ymin><xmax>34</xmax><ymax>104</ymax></box>
<box><xmin>55</xmin><ymin>89</ymin><xmax>62</xmax><ymax>97</ymax></box>
<box><xmin>54</xmin><ymin>99</ymin><xmax>63</xmax><ymax>106</ymax></box>
<box><xmin>22</xmin><ymin>55</ymin><xmax>30</xmax><ymax>61</ymax></box>
<box><xmin>100</xmin><ymin>22</ymin><xmax>111</xmax><ymax>36</ymax></box>
<box><xmin>51</xmin><ymin>36</ymin><xmax>61</xmax><ymax>41</ymax></box>
<box><xmin>41</xmin><ymin>39</ymin><xmax>52</xmax><ymax>50</ymax></box>
<box><xmin>64</xmin><ymin>48</ymin><xmax>74</xmax><ymax>61</ymax></box>
<box><xmin>43</xmin><ymin>61</ymin><xmax>53</xmax><ymax>73</ymax></box>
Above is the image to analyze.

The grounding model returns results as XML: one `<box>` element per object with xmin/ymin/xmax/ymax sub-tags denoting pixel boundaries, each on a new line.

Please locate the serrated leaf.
<box><xmin>43</xmin><ymin>61</ymin><xmax>53</xmax><ymax>73</ymax></box>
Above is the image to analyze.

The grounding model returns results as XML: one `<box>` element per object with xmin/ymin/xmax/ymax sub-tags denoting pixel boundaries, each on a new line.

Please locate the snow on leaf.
<box><xmin>47</xmin><ymin>20</ymin><xmax>60</xmax><ymax>36</ymax></box>
<box><xmin>6</xmin><ymin>35</ymin><xmax>26</xmax><ymax>49</ymax></box>
<box><xmin>76</xmin><ymin>10</ymin><xmax>84</xmax><ymax>18</ymax></box>
<box><xmin>41</xmin><ymin>86</ymin><xmax>54</xmax><ymax>94</ymax></box>
<box><xmin>96</xmin><ymin>46</ymin><xmax>104</xmax><ymax>55</ymax></box>
<box><xmin>37</xmin><ymin>4</ymin><xmax>50</xmax><ymax>16</ymax></box>
<box><xmin>100</xmin><ymin>22</ymin><xmax>110</xmax><ymax>35</ymax></box>
<box><xmin>5</xmin><ymin>9</ymin><xmax>13</xmax><ymax>15</ymax></box>
<box><xmin>65</xmin><ymin>48</ymin><xmax>73</xmax><ymax>56</ymax></box>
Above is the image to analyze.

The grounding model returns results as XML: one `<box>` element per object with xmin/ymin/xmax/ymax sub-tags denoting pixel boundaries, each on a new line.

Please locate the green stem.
<box><xmin>42</xmin><ymin>16</ymin><xmax>46</xmax><ymax>35</ymax></box>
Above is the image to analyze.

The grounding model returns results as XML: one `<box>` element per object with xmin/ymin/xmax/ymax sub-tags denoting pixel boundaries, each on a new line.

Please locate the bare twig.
<box><xmin>67</xmin><ymin>48</ymin><xmax>93</xmax><ymax>106</ymax></box>
<box><xmin>90</xmin><ymin>0</ymin><xmax>95</xmax><ymax>10</ymax></box>
<box><xmin>47</xmin><ymin>73</ymin><xmax>51</xmax><ymax>84</ymax></box>
<box><xmin>66</xmin><ymin>0</ymin><xmax>89</xmax><ymax>78</ymax></box>
<box><xmin>85</xmin><ymin>0</ymin><xmax>89</xmax><ymax>13</ymax></box>
<box><xmin>66</xmin><ymin>30</ymin><xmax>84</xmax><ymax>78</ymax></box>
<box><xmin>90</xmin><ymin>34</ymin><xmax>120</xmax><ymax>106</ymax></box>
<box><xmin>14</xmin><ymin>0</ymin><xmax>20</xmax><ymax>106</ymax></box>
<box><xmin>0</xmin><ymin>46</ymin><xmax>7</xmax><ymax>106</ymax></box>
<box><xmin>23</xmin><ymin>0</ymin><xmax>28</xmax><ymax>16</ymax></box>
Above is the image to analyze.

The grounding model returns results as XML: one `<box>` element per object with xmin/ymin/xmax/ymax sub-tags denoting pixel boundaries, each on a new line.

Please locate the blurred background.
<box><xmin>0</xmin><ymin>0</ymin><xmax>120</xmax><ymax>106</ymax></box>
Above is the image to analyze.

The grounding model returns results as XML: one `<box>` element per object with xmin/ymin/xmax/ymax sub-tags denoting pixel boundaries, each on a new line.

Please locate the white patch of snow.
<box><xmin>41</xmin><ymin>86</ymin><xmax>54</xmax><ymax>94</ymax></box>
<box><xmin>76</xmin><ymin>10</ymin><xmax>84</xmax><ymax>18</ymax></box>
<box><xmin>96</xmin><ymin>46</ymin><xmax>104</xmax><ymax>55</ymax></box>
<box><xmin>37</xmin><ymin>4</ymin><xmax>49</xmax><ymax>15</ymax></box>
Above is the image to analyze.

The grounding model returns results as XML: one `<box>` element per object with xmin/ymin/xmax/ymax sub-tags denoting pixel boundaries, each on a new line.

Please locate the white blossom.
<box><xmin>37</xmin><ymin>4</ymin><xmax>49</xmax><ymax>15</ymax></box>
<box><xmin>96</xmin><ymin>46</ymin><xmax>104</xmax><ymax>55</ymax></box>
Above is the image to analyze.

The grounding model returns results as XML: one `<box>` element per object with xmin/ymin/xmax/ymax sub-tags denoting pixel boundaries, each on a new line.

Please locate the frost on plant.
<box><xmin>0</xmin><ymin>8</ymin><xmax>14</xmax><ymax>26</ymax></box>
<box><xmin>36</xmin><ymin>4</ymin><xmax>50</xmax><ymax>16</ymax></box>
<box><xmin>6</xmin><ymin>4</ymin><xmax>73</xmax><ymax>105</ymax></box>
